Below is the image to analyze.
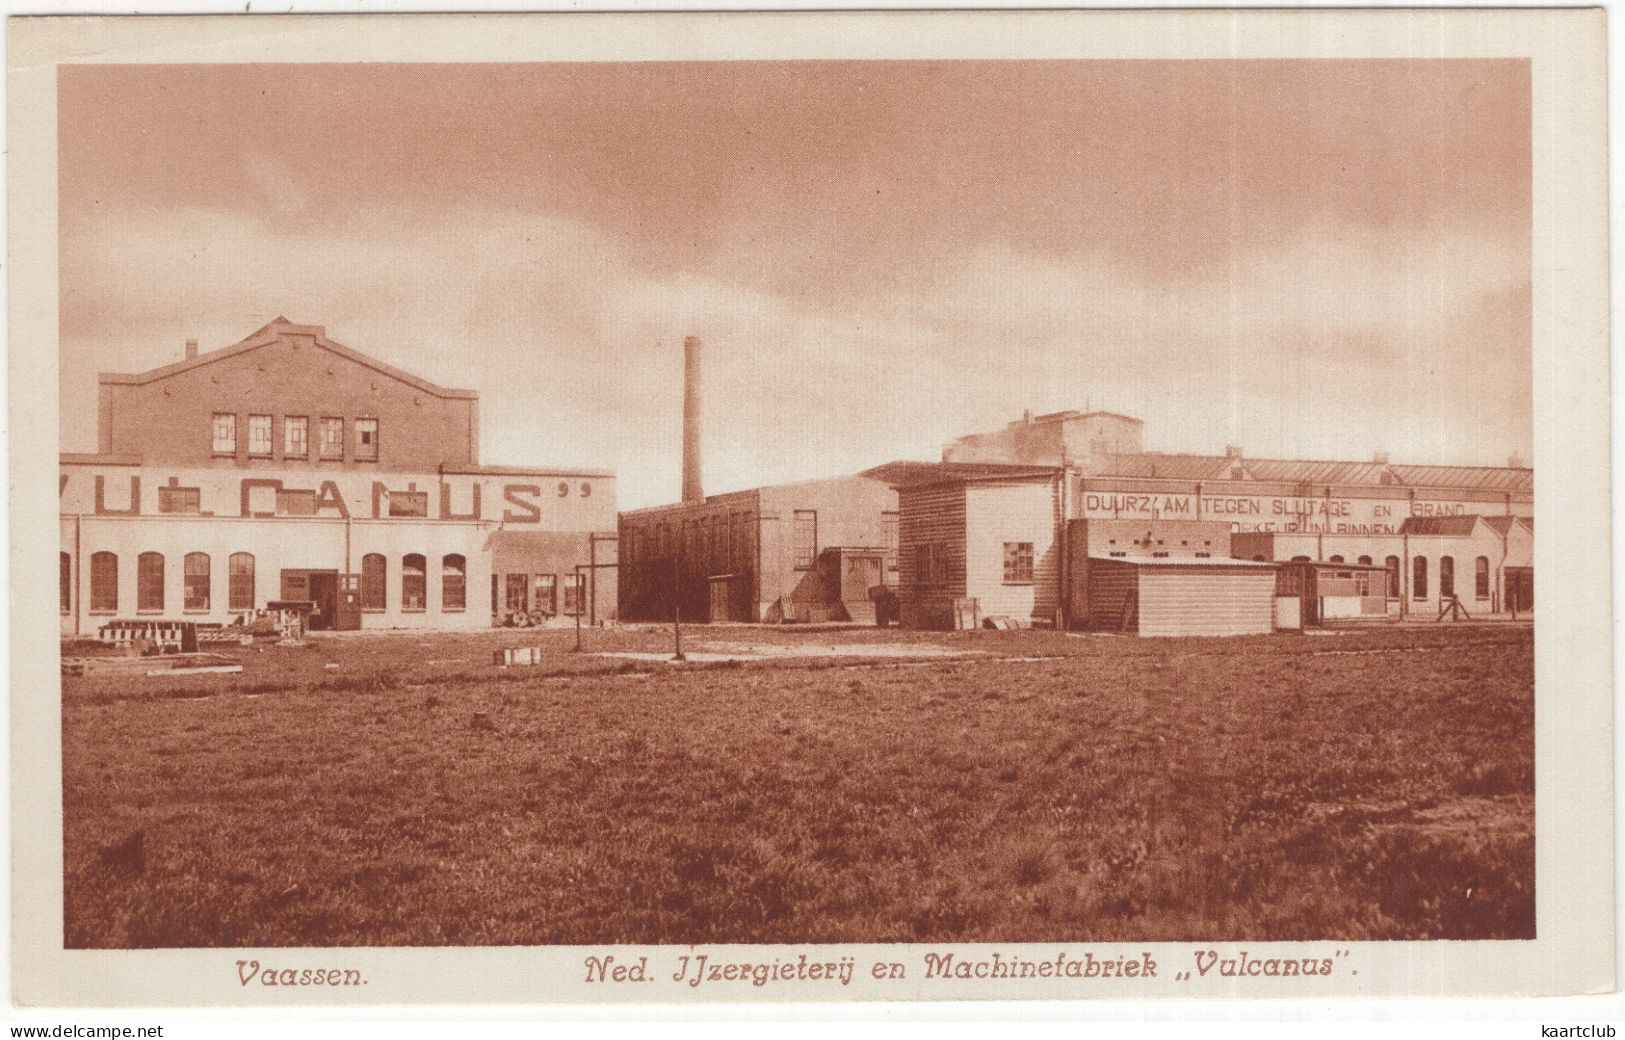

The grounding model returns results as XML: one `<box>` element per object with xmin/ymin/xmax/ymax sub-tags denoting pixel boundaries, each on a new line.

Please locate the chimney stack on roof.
<box><xmin>1373</xmin><ymin>450</ymin><xmax>1390</xmax><ymax>465</ymax></box>
<box><xmin>1224</xmin><ymin>444</ymin><xmax>1244</xmax><ymax>458</ymax></box>
<box><xmin>184</xmin><ymin>338</ymin><xmax>198</xmax><ymax>360</ymax></box>
<box><xmin>1508</xmin><ymin>453</ymin><xmax>1526</xmax><ymax>469</ymax></box>
<box><xmin>681</xmin><ymin>336</ymin><xmax>704</xmax><ymax>503</ymax></box>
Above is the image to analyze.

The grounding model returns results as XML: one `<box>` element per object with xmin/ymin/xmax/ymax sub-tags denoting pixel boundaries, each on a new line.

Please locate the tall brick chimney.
<box><xmin>185</xmin><ymin>338</ymin><xmax>198</xmax><ymax>360</ymax></box>
<box><xmin>682</xmin><ymin>335</ymin><xmax>704</xmax><ymax>503</ymax></box>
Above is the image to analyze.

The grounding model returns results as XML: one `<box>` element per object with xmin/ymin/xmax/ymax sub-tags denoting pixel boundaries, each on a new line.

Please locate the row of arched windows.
<box><xmin>1251</xmin><ymin>552</ymin><xmax>1497</xmax><ymax>603</ymax></box>
<box><xmin>66</xmin><ymin>550</ymin><xmax>256</xmax><ymax>614</ymax></box>
<box><xmin>1410</xmin><ymin>555</ymin><xmax>1489</xmax><ymax>600</ymax></box>
<box><xmin>63</xmin><ymin>550</ymin><xmax>467</xmax><ymax>614</ymax></box>
<box><xmin>359</xmin><ymin>553</ymin><xmax>465</xmax><ymax>612</ymax></box>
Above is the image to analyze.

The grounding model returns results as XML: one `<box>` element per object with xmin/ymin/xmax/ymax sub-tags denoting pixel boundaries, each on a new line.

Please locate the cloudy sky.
<box><xmin>59</xmin><ymin>60</ymin><xmax>1530</xmax><ymax>508</ymax></box>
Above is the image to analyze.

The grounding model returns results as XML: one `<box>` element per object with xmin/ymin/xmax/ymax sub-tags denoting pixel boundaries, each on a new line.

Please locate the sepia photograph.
<box><xmin>9</xmin><ymin>9</ymin><xmax>1612</xmax><ymax>1007</ymax></box>
<box><xmin>54</xmin><ymin>53</ymin><xmax>1538</xmax><ymax>949</ymax></box>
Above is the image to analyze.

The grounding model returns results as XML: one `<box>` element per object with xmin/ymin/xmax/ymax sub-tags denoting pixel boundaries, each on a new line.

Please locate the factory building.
<box><xmin>868</xmin><ymin>409</ymin><xmax>1534</xmax><ymax>633</ymax></box>
<box><xmin>60</xmin><ymin>318</ymin><xmax>617</xmax><ymax>635</ymax></box>
<box><xmin>616</xmin><ymin>336</ymin><xmax>899</xmax><ymax>623</ymax></box>
<box><xmin>1233</xmin><ymin>513</ymin><xmax>1534</xmax><ymax>616</ymax></box>
<box><xmin>618</xmin><ymin>476</ymin><xmax>899</xmax><ymax>623</ymax></box>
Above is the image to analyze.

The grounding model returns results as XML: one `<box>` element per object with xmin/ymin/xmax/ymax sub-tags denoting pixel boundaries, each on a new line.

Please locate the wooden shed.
<box><xmin>1085</xmin><ymin>557</ymin><xmax>1278</xmax><ymax>637</ymax></box>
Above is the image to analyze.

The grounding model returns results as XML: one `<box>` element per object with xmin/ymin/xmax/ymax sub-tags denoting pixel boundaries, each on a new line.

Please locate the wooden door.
<box><xmin>335</xmin><ymin>574</ymin><xmax>363</xmax><ymax>631</ymax></box>
<box><xmin>842</xmin><ymin>554</ymin><xmax>883</xmax><ymax>601</ymax></box>
<box><xmin>307</xmin><ymin>571</ymin><xmax>338</xmax><ymax>631</ymax></box>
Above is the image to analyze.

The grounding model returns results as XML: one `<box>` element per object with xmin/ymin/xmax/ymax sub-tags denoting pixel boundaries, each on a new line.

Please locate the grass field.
<box><xmin>62</xmin><ymin>623</ymin><xmax>1534</xmax><ymax>947</ymax></box>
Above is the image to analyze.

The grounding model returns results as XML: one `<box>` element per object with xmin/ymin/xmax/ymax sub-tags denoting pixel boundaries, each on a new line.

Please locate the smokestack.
<box><xmin>184</xmin><ymin>338</ymin><xmax>198</xmax><ymax>360</ymax></box>
<box><xmin>682</xmin><ymin>335</ymin><xmax>704</xmax><ymax>503</ymax></box>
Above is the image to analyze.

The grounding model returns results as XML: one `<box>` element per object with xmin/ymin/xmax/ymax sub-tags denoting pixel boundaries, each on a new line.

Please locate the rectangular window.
<box><xmin>60</xmin><ymin>553</ymin><xmax>71</xmax><ymax>613</ymax></box>
<box><xmin>532</xmin><ymin>574</ymin><xmax>556</xmax><ymax>613</ymax></box>
<box><xmin>915</xmin><ymin>543</ymin><xmax>946</xmax><ymax>585</ymax></box>
<box><xmin>248</xmin><ymin>414</ymin><xmax>273</xmax><ymax>457</ymax></box>
<box><xmin>137</xmin><ymin>553</ymin><xmax>165</xmax><ymax>612</ymax></box>
<box><xmin>793</xmin><ymin>510</ymin><xmax>818</xmax><ymax>570</ymax></box>
<box><xmin>505</xmin><ymin>573</ymin><xmax>528</xmax><ymax>613</ymax></box>
<box><xmin>184</xmin><ymin>553</ymin><xmax>211</xmax><ymax>611</ymax></box>
<box><xmin>90</xmin><ymin>552</ymin><xmax>118</xmax><ymax>612</ymax></box>
<box><xmin>1003</xmin><ymin>541</ymin><xmax>1035</xmax><ymax>583</ymax></box>
<box><xmin>733</xmin><ymin>513</ymin><xmax>752</xmax><ymax>571</ymax></box>
<box><xmin>157</xmin><ymin>485</ymin><xmax>201</xmax><ymax>514</ymax></box>
<box><xmin>229</xmin><ymin>553</ymin><xmax>255</xmax><ymax>611</ymax></box>
<box><xmin>355</xmin><ymin>418</ymin><xmax>379</xmax><ymax>462</ymax></box>
<box><xmin>401</xmin><ymin>554</ymin><xmax>426</xmax><ymax>611</ymax></box>
<box><xmin>211</xmin><ymin>413</ymin><xmax>237</xmax><ymax>455</ymax></box>
<box><xmin>1412</xmin><ymin>556</ymin><xmax>1429</xmax><ymax>600</ymax></box>
<box><xmin>563</xmin><ymin>574</ymin><xmax>582</xmax><ymax>614</ymax></box>
<box><xmin>319</xmin><ymin>417</ymin><xmax>344</xmax><ymax>460</ymax></box>
<box><xmin>387</xmin><ymin>491</ymin><xmax>429</xmax><ymax>518</ymax></box>
<box><xmin>1439</xmin><ymin>556</ymin><xmax>1456</xmax><ymax>600</ymax></box>
<box><xmin>284</xmin><ymin>416</ymin><xmax>309</xmax><ymax>458</ymax></box>
<box><xmin>276</xmin><ymin>489</ymin><xmax>318</xmax><ymax>516</ymax></box>
<box><xmin>442</xmin><ymin>555</ymin><xmax>466</xmax><ymax>611</ymax></box>
<box><xmin>1475</xmin><ymin>556</ymin><xmax>1491</xmax><ymax>599</ymax></box>
<box><xmin>883</xmin><ymin>512</ymin><xmax>900</xmax><ymax>575</ymax></box>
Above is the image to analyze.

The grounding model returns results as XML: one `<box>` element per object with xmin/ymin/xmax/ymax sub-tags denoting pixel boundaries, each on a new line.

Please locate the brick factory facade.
<box><xmin>60</xmin><ymin>318</ymin><xmax>616</xmax><ymax>635</ymax></box>
<box><xmin>617</xmin><ymin>474</ymin><xmax>898</xmax><ymax>624</ymax></box>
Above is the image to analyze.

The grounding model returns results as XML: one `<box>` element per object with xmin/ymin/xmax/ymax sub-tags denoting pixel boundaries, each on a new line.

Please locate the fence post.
<box><xmin>673</xmin><ymin>601</ymin><xmax>686</xmax><ymax>662</ymax></box>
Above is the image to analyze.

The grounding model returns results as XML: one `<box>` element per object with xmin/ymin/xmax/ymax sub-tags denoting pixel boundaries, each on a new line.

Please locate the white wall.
<box><xmin>60</xmin><ymin>514</ymin><xmax>493</xmax><ymax>635</ymax></box>
<box><xmin>963</xmin><ymin>480</ymin><xmax>1058</xmax><ymax>623</ymax></box>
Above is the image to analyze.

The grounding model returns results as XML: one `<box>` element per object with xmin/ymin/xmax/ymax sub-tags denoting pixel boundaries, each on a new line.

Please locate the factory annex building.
<box><xmin>617</xmin><ymin>336</ymin><xmax>900</xmax><ymax>624</ymax></box>
<box><xmin>60</xmin><ymin>319</ymin><xmax>616</xmax><ymax>635</ymax></box>
<box><xmin>869</xmin><ymin>410</ymin><xmax>1534</xmax><ymax>633</ymax></box>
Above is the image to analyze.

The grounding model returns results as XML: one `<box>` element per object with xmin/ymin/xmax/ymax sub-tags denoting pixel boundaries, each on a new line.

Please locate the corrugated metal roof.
<box><xmin>1398</xmin><ymin>515</ymin><xmax>1487</xmax><ymax>536</ymax></box>
<box><xmin>1086</xmin><ymin>555</ymin><xmax>1278</xmax><ymax>569</ymax></box>
<box><xmin>1389</xmin><ymin>464</ymin><xmax>1531</xmax><ymax>490</ymax></box>
<box><xmin>862</xmin><ymin>460</ymin><xmax>1060</xmax><ymax>489</ymax></box>
<box><xmin>1100</xmin><ymin>452</ymin><xmax>1531</xmax><ymax>491</ymax></box>
<box><xmin>1482</xmin><ymin>515</ymin><xmax>1534</xmax><ymax>535</ymax></box>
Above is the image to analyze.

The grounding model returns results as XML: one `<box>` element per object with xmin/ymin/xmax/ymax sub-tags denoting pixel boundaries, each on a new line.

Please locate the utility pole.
<box><xmin>573</xmin><ymin>564</ymin><xmax>584</xmax><ymax>652</ymax></box>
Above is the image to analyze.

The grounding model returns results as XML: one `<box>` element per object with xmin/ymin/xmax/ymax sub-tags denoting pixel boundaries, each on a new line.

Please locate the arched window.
<box><xmin>137</xmin><ymin>552</ymin><xmax>165</xmax><ymax>612</ymax></box>
<box><xmin>402</xmin><ymin>554</ymin><xmax>426</xmax><ymax>611</ymax></box>
<box><xmin>184</xmin><ymin>552</ymin><xmax>211</xmax><ymax>611</ymax></box>
<box><xmin>361</xmin><ymin>553</ymin><xmax>386</xmax><ymax>611</ymax></box>
<box><xmin>1290</xmin><ymin>555</ymin><xmax>1312</xmax><ymax>562</ymax></box>
<box><xmin>1329</xmin><ymin>554</ymin><xmax>1344</xmax><ymax>563</ymax></box>
<box><xmin>1439</xmin><ymin>556</ymin><xmax>1455</xmax><ymax>600</ymax></box>
<box><xmin>90</xmin><ymin>552</ymin><xmax>117</xmax><ymax>612</ymax></box>
<box><xmin>1357</xmin><ymin>555</ymin><xmax>1372</xmax><ymax>566</ymax></box>
<box><xmin>442</xmin><ymin>554</ymin><xmax>466</xmax><ymax>611</ymax></box>
<box><xmin>60</xmin><ymin>552</ymin><xmax>71</xmax><ymax>613</ymax></box>
<box><xmin>1252</xmin><ymin>555</ymin><xmax>1266</xmax><ymax>562</ymax></box>
<box><xmin>1412</xmin><ymin>556</ymin><xmax>1428</xmax><ymax>600</ymax></box>
<box><xmin>1475</xmin><ymin>556</ymin><xmax>1491</xmax><ymax>600</ymax></box>
<box><xmin>1385</xmin><ymin>556</ymin><xmax>1401</xmax><ymax>598</ymax></box>
<box><xmin>229</xmin><ymin>553</ymin><xmax>255</xmax><ymax>611</ymax></box>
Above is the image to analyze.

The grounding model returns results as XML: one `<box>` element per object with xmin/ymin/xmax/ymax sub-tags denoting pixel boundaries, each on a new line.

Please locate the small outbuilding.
<box><xmin>1084</xmin><ymin>556</ymin><xmax>1278</xmax><ymax>637</ymax></box>
<box><xmin>1270</xmin><ymin>560</ymin><xmax>1393</xmax><ymax>629</ymax></box>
